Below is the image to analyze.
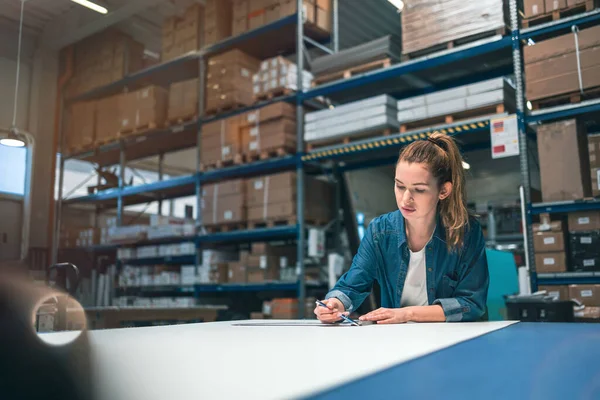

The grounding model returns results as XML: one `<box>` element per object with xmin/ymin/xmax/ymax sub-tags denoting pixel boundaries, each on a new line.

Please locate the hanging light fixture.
<box><xmin>1</xmin><ymin>0</ymin><xmax>32</xmax><ymax>148</ymax></box>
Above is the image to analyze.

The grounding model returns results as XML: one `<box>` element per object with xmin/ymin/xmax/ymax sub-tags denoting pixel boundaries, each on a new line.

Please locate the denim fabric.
<box><xmin>326</xmin><ymin>210</ymin><xmax>489</xmax><ymax>322</ymax></box>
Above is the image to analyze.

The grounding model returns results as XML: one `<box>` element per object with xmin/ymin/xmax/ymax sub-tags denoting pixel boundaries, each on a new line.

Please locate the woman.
<box><xmin>315</xmin><ymin>132</ymin><xmax>489</xmax><ymax>324</ymax></box>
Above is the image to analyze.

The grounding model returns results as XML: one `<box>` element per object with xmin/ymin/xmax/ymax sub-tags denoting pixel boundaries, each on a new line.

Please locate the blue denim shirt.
<box><xmin>326</xmin><ymin>210</ymin><xmax>489</xmax><ymax>322</ymax></box>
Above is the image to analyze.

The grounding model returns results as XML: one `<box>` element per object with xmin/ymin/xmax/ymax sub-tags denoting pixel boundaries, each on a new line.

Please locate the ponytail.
<box><xmin>397</xmin><ymin>132</ymin><xmax>469</xmax><ymax>250</ymax></box>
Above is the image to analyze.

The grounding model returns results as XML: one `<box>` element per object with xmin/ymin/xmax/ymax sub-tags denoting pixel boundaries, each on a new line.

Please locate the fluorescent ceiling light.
<box><xmin>387</xmin><ymin>0</ymin><xmax>405</xmax><ymax>11</ymax></box>
<box><xmin>0</xmin><ymin>138</ymin><xmax>26</xmax><ymax>147</ymax></box>
<box><xmin>71</xmin><ymin>0</ymin><xmax>108</xmax><ymax>14</ymax></box>
<box><xmin>462</xmin><ymin>161</ymin><xmax>470</xmax><ymax>170</ymax></box>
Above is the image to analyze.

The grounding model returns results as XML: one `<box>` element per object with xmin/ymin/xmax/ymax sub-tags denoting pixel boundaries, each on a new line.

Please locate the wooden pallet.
<box><xmin>199</xmin><ymin>153</ymin><xmax>244</xmax><ymax>171</ymax></box>
<box><xmin>521</xmin><ymin>1</ymin><xmax>595</xmax><ymax>28</ymax></box>
<box><xmin>118</xmin><ymin>122</ymin><xmax>158</xmax><ymax>138</ymax></box>
<box><xmin>205</xmin><ymin>103</ymin><xmax>247</xmax><ymax>117</ymax></box>
<box><xmin>65</xmin><ymin>143</ymin><xmax>95</xmax><ymax>156</ymax></box>
<box><xmin>254</xmin><ymin>88</ymin><xmax>294</xmax><ymax>102</ymax></box>
<box><xmin>306</xmin><ymin>128</ymin><xmax>393</xmax><ymax>151</ymax></box>
<box><xmin>204</xmin><ymin>222</ymin><xmax>247</xmax><ymax>233</ymax></box>
<box><xmin>312</xmin><ymin>58</ymin><xmax>393</xmax><ymax>87</ymax></box>
<box><xmin>165</xmin><ymin>114</ymin><xmax>198</xmax><ymax>127</ymax></box>
<box><xmin>400</xmin><ymin>103</ymin><xmax>507</xmax><ymax>133</ymax></box>
<box><xmin>404</xmin><ymin>27</ymin><xmax>507</xmax><ymax>60</ymax></box>
<box><xmin>244</xmin><ymin>146</ymin><xmax>295</xmax><ymax>162</ymax></box>
<box><xmin>94</xmin><ymin>135</ymin><xmax>120</xmax><ymax>148</ymax></box>
<box><xmin>530</xmin><ymin>86</ymin><xmax>600</xmax><ymax>110</ymax></box>
<box><xmin>247</xmin><ymin>217</ymin><xmax>324</xmax><ymax>229</ymax></box>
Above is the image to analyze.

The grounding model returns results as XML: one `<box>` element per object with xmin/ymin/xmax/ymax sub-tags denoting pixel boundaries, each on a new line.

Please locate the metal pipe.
<box><xmin>195</xmin><ymin>54</ymin><xmax>206</xmax><ymax>272</ymax></box>
<box><xmin>303</xmin><ymin>36</ymin><xmax>334</xmax><ymax>54</ymax></box>
<box><xmin>296</xmin><ymin>0</ymin><xmax>306</xmax><ymax>318</ymax></box>
<box><xmin>509</xmin><ymin>0</ymin><xmax>537</xmax><ymax>292</ymax></box>
<box><xmin>333</xmin><ymin>0</ymin><xmax>339</xmax><ymax>52</ymax></box>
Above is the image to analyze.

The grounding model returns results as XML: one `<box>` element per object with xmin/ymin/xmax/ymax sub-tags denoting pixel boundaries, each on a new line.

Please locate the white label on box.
<box><xmin>543</xmin><ymin>258</ymin><xmax>555</xmax><ymax>265</ymax></box>
<box><xmin>250</xmin><ymin>127</ymin><xmax>259</xmax><ymax>136</ymax></box>
<box><xmin>122</xmin><ymin>119</ymin><xmax>129</xmax><ymax>127</ymax></box>
<box><xmin>597</xmin><ymin>169</ymin><xmax>600</xmax><ymax>184</ymax></box>
<box><xmin>532</xmin><ymin>4</ymin><xmax>538</xmax><ymax>14</ymax></box>
<box><xmin>241</xmin><ymin>68</ymin><xmax>250</xmax><ymax>78</ymax></box>
<box><xmin>581</xmin><ymin>237</ymin><xmax>592</xmax><ymax>244</ymax></box>
<box><xmin>250</xmin><ymin>141</ymin><xmax>258</xmax><ymax>150</ymax></box>
<box><xmin>271</xmin><ymin>58</ymin><xmax>278</xmax><ymax>68</ymax></box>
<box><xmin>260</xmin><ymin>255</ymin><xmax>267</xmax><ymax>269</ymax></box>
<box><xmin>581</xmin><ymin>290</ymin><xmax>593</xmax><ymax>297</ymax></box>
<box><xmin>548</xmin><ymin>291</ymin><xmax>559</xmax><ymax>300</ymax></box>
<box><xmin>247</xmin><ymin>112</ymin><xmax>258</xmax><ymax>123</ymax></box>
<box><xmin>490</xmin><ymin>116</ymin><xmax>519</xmax><ymax>159</ymax></box>
<box><xmin>228</xmin><ymin>270</ymin><xmax>233</xmax><ymax>279</ymax></box>
<box><xmin>222</xmin><ymin>146</ymin><xmax>230</xmax><ymax>156</ymax></box>
<box><xmin>543</xmin><ymin>237</ymin><xmax>555</xmax><ymax>245</ymax></box>
<box><xmin>578</xmin><ymin>217</ymin><xmax>590</xmax><ymax>225</ymax></box>
<box><xmin>280</xmin><ymin>257</ymin><xmax>288</xmax><ymax>268</ymax></box>
<box><xmin>254</xmin><ymin>180</ymin><xmax>263</xmax><ymax>190</ymax></box>
<box><xmin>261</xmin><ymin>60</ymin><xmax>269</xmax><ymax>71</ymax></box>
<box><xmin>553</xmin><ymin>0</ymin><xmax>558</xmax><ymax>10</ymax></box>
<box><xmin>224</xmin><ymin>210</ymin><xmax>233</xmax><ymax>220</ymax></box>
<box><xmin>262</xmin><ymin>72</ymin><xmax>269</xmax><ymax>81</ymax></box>
<box><xmin>270</xmin><ymin>69</ymin><xmax>277</xmax><ymax>78</ymax></box>
<box><xmin>253</xmin><ymin>85</ymin><xmax>260</xmax><ymax>95</ymax></box>
<box><xmin>584</xmin><ymin>259</ymin><xmax>595</xmax><ymax>267</ymax></box>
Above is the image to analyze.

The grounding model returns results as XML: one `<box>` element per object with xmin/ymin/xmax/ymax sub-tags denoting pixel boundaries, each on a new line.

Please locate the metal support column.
<box><xmin>509</xmin><ymin>0</ymin><xmax>537</xmax><ymax>291</ymax></box>
<box><xmin>296</xmin><ymin>0</ymin><xmax>306</xmax><ymax>318</ymax></box>
<box><xmin>117</xmin><ymin>144</ymin><xmax>126</xmax><ymax>226</ymax></box>
<box><xmin>332</xmin><ymin>0</ymin><xmax>339</xmax><ymax>53</ymax></box>
<box><xmin>195</xmin><ymin>56</ymin><xmax>206</xmax><ymax>273</ymax></box>
<box><xmin>158</xmin><ymin>153</ymin><xmax>164</xmax><ymax>216</ymax></box>
<box><xmin>51</xmin><ymin>154</ymin><xmax>66</xmax><ymax>264</ymax></box>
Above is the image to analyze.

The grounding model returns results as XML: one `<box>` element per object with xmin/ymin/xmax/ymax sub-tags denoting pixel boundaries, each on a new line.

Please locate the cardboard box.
<box><xmin>233</xmin><ymin>0</ymin><xmax>249</xmax><ymax>20</ymax></box>
<box><xmin>568</xmin><ymin>211</ymin><xmax>600</xmax><ymax>232</ymax></box>
<box><xmin>228</xmin><ymin>261</ymin><xmax>247</xmax><ymax>283</ymax></box>
<box><xmin>232</xmin><ymin>17</ymin><xmax>248</xmax><ymax>36</ymax></box>
<box><xmin>537</xmin><ymin>119</ymin><xmax>592</xmax><ymax>202</ymax></box>
<box><xmin>66</xmin><ymin>101</ymin><xmax>96</xmax><ymax>150</ymax></box>
<box><xmin>569</xmin><ymin>231</ymin><xmax>600</xmax><ymax>256</ymax></box>
<box><xmin>569</xmin><ymin>285</ymin><xmax>600</xmax><ymax>306</ymax></box>
<box><xmin>545</xmin><ymin>0</ymin><xmax>567</xmax><ymax>11</ymax></box>
<box><xmin>524</xmin><ymin>0</ymin><xmax>546</xmax><ymax>18</ymax></box>
<box><xmin>210</xmin><ymin>263</ymin><xmax>229</xmax><ymax>283</ymax></box>
<box><xmin>241</xmin><ymin>102</ymin><xmax>296</xmax><ymax>127</ymax></box>
<box><xmin>524</xmin><ymin>25</ymin><xmax>600</xmax><ymax>64</ymax></box>
<box><xmin>535</xmin><ymin>252</ymin><xmax>567</xmax><ymax>273</ymax></box>
<box><xmin>168</xmin><ymin>78</ymin><xmax>198</xmax><ymax>121</ymax></box>
<box><xmin>316</xmin><ymin>0</ymin><xmax>330</xmax><ymax>10</ymax></box>
<box><xmin>247</xmin><ymin>267</ymin><xmax>266</xmax><ymax>283</ymax></box>
<box><xmin>570</xmin><ymin>255</ymin><xmax>600</xmax><ymax>272</ymax></box>
<box><xmin>204</xmin><ymin>0</ymin><xmax>232</xmax><ymax>46</ymax></box>
<box><xmin>316</xmin><ymin>6</ymin><xmax>331</xmax><ymax>32</ymax></box>
<box><xmin>533</xmin><ymin>231</ymin><xmax>565</xmax><ymax>253</ymax></box>
<box><xmin>242</xmin><ymin>118</ymin><xmax>296</xmax><ymax>154</ymax></box>
<box><xmin>119</xmin><ymin>86</ymin><xmax>168</xmax><ymax>134</ymax></box>
<box><xmin>590</xmin><ymin>134</ymin><xmax>600</xmax><ymax>168</ymax></box>
<box><xmin>95</xmin><ymin>95</ymin><xmax>121</xmax><ymax>143</ymax></box>
<box><xmin>538</xmin><ymin>285</ymin><xmax>570</xmax><ymax>301</ymax></box>
<box><xmin>203</xmin><ymin>179</ymin><xmax>246</xmax><ymax>198</ymax></box>
<box><xmin>265</xmin><ymin>4</ymin><xmax>281</xmax><ymax>23</ymax></box>
<box><xmin>532</xmin><ymin>220</ymin><xmax>564</xmax><ymax>233</ymax></box>
<box><xmin>250</xmin><ymin>312</ymin><xmax>265</xmax><ymax>319</ymax></box>
<box><xmin>592</xmin><ymin>168</ymin><xmax>600</xmax><ymax>197</ymax></box>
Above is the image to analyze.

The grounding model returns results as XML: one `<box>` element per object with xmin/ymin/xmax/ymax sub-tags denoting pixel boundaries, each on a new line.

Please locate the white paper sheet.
<box><xmin>46</xmin><ymin>320</ymin><xmax>517</xmax><ymax>400</ymax></box>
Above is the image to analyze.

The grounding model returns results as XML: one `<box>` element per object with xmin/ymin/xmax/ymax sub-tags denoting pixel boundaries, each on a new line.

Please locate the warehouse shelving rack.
<box><xmin>53</xmin><ymin>1</ymin><xmax>600</xmax><ymax>314</ymax></box>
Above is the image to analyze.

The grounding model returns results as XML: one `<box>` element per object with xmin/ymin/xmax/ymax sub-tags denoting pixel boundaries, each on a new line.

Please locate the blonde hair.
<box><xmin>397</xmin><ymin>132</ymin><xmax>469</xmax><ymax>250</ymax></box>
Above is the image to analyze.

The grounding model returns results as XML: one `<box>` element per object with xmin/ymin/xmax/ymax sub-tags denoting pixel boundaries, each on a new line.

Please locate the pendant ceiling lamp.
<box><xmin>1</xmin><ymin>0</ymin><xmax>32</xmax><ymax>148</ymax></box>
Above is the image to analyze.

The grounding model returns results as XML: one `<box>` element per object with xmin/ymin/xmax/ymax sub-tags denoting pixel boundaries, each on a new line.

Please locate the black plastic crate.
<box><xmin>505</xmin><ymin>296</ymin><xmax>574</xmax><ymax>322</ymax></box>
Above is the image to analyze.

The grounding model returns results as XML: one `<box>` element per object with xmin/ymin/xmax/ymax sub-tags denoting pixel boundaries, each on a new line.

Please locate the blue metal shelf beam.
<box><xmin>521</xmin><ymin>9</ymin><xmax>600</xmax><ymax>40</ymax></box>
<box><xmin>198</xmin><ymin>225</ymin><xmax>298</xmax><ymax>244</ymax></box>
<box><xmin>122</xmin><ymin>255</ymin><xmax>196</xmax><ymax>266</ymax></box>
<box><xmin>530</xmin><ymin>200</ymin><xmax>600</xmax><ymax>215</ymax></box>
<box><xmin>526</xmin><ymin>98</ymin><xmax>600</xmax><ymax>123</ymax></box>
<box><xmin>537</xmin><ymin>273</ymin><xmax>600</xmax><ymax>285</ymax></box>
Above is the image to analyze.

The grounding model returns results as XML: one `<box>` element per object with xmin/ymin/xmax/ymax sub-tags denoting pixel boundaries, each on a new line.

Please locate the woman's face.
<box><xmin>394</xmin><ymin>161</ymin><xmax>451</xmax><ymax>223</ymax></box>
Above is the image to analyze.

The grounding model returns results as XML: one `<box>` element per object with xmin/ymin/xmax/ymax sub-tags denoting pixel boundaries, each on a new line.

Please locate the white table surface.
<box><xmin>43</xmin><ymin>319</ymin><xmax>517</xmax><ymax>400</ymax></box>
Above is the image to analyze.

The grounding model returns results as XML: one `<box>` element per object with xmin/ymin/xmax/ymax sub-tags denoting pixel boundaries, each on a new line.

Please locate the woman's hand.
<box><xmin>359</xmin><ymin>307</ymin><xmax>414</xmax><ymax>324</ymax></box>
<box><xmin>314</xmin><ymin>298</ymin><xmax>348</xmax><ymax>324</ymax></box>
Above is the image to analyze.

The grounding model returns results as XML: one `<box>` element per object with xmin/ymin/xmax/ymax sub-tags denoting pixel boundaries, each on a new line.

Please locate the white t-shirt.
<box><xmin>400</xmin><ymin>246</ymin><xmax>428</xmax><ymax>307</ymax></box>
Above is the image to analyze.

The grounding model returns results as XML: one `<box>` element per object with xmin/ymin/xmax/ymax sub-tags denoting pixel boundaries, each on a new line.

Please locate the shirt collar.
<box><xmin>396</xmin><ymin>210</ymin><xmax>447</xmax><ymax>248</ymax></box>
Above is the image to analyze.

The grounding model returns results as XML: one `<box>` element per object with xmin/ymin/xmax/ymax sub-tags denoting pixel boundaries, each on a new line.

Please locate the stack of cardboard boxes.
<box><xmin>67</xmin><ymin>29</ymin><xmax>144</xmax><ymax>98</ymax></box>
<box><xmin>206</xmin><ymin>50</ymin><xmax>260</xmax><ymax>112</ymax></box>
<box><xmin>168</xmin><ymin>78</ymin><xmax>199</xmax><ymax>122</ymax></box>
<box><xmin>533</xmin><ymin>217</ymin><xmax>567</xmax><ymax>274</ymax></box>
<box><xmin>537</xmin><ymin>119</ymin><xmax>592</xmax><ymax>202</ymax></box>
<box><xmin>59</xmin><ymin>227</ymin><xmax>99</xmax><ymax>249</ymax></box>
<box><xmin>65</xmin><ymin>101</ymin><xmax>96</xmax><ymax>152</ymax></box>
<box><xmin>204</xmin><ymin>0</ymin><xmax>233</xmax><ymax>47</ymax></box>
<box><xmin>200</xmin><ymin>116</ymin><xmax>243</xmax><ymax>167</ymax></box>
<box><xmin>568</xmin><ymin>211</ymin><xmax>600</xmax><ymax>272</ymax></box>
<box><xmin>252</xmin><ymin>56</ymin><xmax>313</xmax><ymax>99</ymax></box>
<box><xmin>246</xmin><ymin>172</ymin><xmax>333</xmax><ymax>224</ymax></box>
<box><xmin>258</xmin><ymin>297</ymin><xmax>317</xmax><ymax>319</ymax></box>
<box><xmin>240</xmin><ymin>102</ymin><xmax>297</xmax><ymax>157</ymax></box>
<box><xmin>118</xmin><ymin>86</ymin><xmax>169</xmax><ymax>134</ymax></box>
<box><xmin>524</xmin><ymin>25</ymin><xmax>600</xmax><ymax>103</ymax></box>
<box><xmin>232</xmin><ymin>0</ymin><xmax>330</xmax><ymax>36</ymax></box>
<box><xmin>162</xmin><ymin>4</ymin><xmax>205</xmax><ymax>61</ymax></box>
<box><xmin>201</xmin><ymin>179</ymin><xmax>246</xmax><ymax>226</ymax></box>
<box><xmin>522</xmin><ymin>0</ymin><xmax>590</xmax><ymax>19</ymax></box>
<box><xmin>590</xmin><ymin>134</ymin><xmax>600</xmax><ymax>197</ymax></box>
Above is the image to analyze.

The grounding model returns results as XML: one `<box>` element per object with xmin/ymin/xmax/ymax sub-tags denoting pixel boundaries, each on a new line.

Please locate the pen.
<box><xmin>316</xmin><ymin>300</ymin><xmax>359</xmax><ymax>326</ymax></box>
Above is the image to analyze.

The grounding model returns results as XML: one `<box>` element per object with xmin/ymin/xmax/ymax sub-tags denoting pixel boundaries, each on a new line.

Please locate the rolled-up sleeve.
<box><xmin>433</xmin><ymin>223</ymin><xmax>489</xmax><ymax>322</ymax></box>
<box><xmin>325</xmin><ymin>222</ymin><xmax>378</xmax><ymax>312</ymax></box>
